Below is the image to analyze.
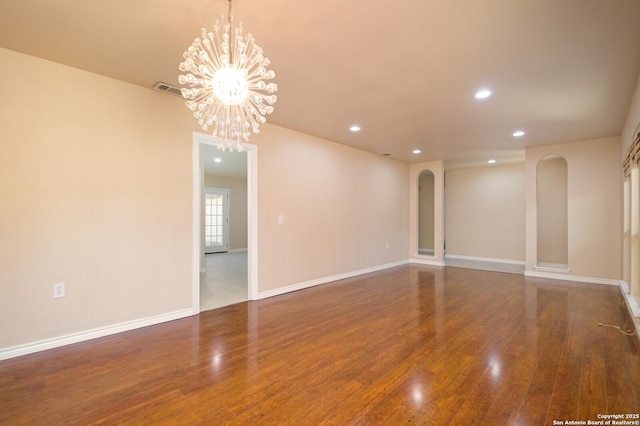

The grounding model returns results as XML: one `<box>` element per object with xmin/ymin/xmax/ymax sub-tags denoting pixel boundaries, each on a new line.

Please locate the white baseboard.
<box><xmin>0</xmin><ymin>308</ymin><xmax>194</xmax><ymax>361</ymax></box>
<box><xmin>618</xmin><ymin>280</ymin><xmax>640</xmax><ymax>343</ymax></box>
<box><xmin>524</xmin><ymin>270</ymin><xmax>619</xmax><ymax>286</ymax></box>
<box><xmin>445</xmin><ymin>254</ymin><xmax>525</xmax><ymax>265</ymax></box>
<box><xmin>229</xmin><ymin>248</ymin><xmax>248</xmax><ymax>253</ymax></box>
<box><xmin>619</xmin><ymin>281</ymin><xmax>640</xmax><ymax>316</ymax></box>
<box><xmin>257</xmin><ymin>260</ymin><xmax>409</xmax><ymax>300</ymax></box>
<box><xmin>626</xmin><ymin>293</ymin><xmax>640</xmax><ymax>317</ymax></box>
<box><xmin>533</xmin><ymin>264</ymin><xmax>571</xmax><ymax>274</ymax></box>
<box><xmin>410</xmin><ymin>257</ymin><xmax>446</xmax><ymax>266</ymax></box>
<box><xmin>621</xmin><ymin>280</ymin><xmax>630</xmax><ymax>294</ymax></box>
<box><xmin>3</xmin><ymin>260</ymin><xmax>623</xmax><ymax>361</ymax></box>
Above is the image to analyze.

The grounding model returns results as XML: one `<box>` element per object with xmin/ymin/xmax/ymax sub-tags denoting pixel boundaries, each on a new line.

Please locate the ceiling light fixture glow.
<box><xmin>412</xmin><ymin>149</ymin><xmax>422</xmax><ymax>154</ymax></box>
<box><xmin>178</xmin><ymin>0</ymin><xmax>277</xmax><ymax>152</ymax></box>
<box><xmin>350</xmin><ymin>125</ymin><xmax>361</xmax><ymax>132</ymax></box>
<box><xmin>214</xmin><ymin>157</ymin><xmax>222</xmax><ymax>163</ymax></box>
<box><xmin>475</xmin><ymin>89</ymin><xmax>492</xmax><ymax>99</ymax></box>
<box><xmin>488</xmin><ymin>159</ymin><xmax>496</xmax><ymax>164</ymax></box>
<box><xmin>512</xmin><ymin>130</ymin><xmax>525</xmax><ymax>137</ymax></box>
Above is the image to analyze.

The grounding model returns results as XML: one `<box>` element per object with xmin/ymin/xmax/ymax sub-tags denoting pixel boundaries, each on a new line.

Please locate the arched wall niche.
<box><xmin>417</xmin><ymin>169</ymin><xmax>435</xmax><ymax>256</ymax></box>
<box><xmin>409</xmin><ymin>161</ymin><xmax>445</xmax><ymax>266</ymax></box>
<box><xmin>536</xmin><ymin>154</ymin><xmax>569</xmax><ymax>269</ymax></box>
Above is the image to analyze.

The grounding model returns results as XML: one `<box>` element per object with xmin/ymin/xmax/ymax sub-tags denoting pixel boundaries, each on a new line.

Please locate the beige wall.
<box><xmin>254</xmin><ymin>124</ymin><xmax>410</xmax><ymax>292</ymax></box>
<box><xmin>0</xmin><ymin>47</ymin><xmax>411</xmax><ymax>352</ymax></box>
<box><xmin>445</xmin><ymin>162</ymin><xmax>526</xmax><ymax>261</ymax></box>
<box><xmin>1</xmin><ymin>45</ymin><xmax>628</xmax><ymax>354</ymax></box>
<box><xmin>525</xmin><ymin>137</ymin><xmax>622</xmax><ymax>280</ymax></box>
<box><xmin>204</xmin><ymin>174</ymin><xmax>248</xmax><ymax>250</ymax></box>
<box><xmin>0</xmin><ymin>48</ymin><xmax>195</xmax><ymax>348</ymax></box>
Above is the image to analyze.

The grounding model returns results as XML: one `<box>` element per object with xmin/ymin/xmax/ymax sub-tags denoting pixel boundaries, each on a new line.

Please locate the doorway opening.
<box><xmin>191</xmin><ymin>132</ymin><xmax>258</xmax><ymax>314</ymax></box>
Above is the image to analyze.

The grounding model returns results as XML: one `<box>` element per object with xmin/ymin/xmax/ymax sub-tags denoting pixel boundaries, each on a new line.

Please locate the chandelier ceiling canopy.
<box><xmin>179</xmin><ymin>0</ymin><xmax>277</xmax><ymax>152</ymax></box>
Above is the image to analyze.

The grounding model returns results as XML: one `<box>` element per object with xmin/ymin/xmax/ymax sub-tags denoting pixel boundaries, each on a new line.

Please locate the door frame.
<box><xmin>191</xmin><ymin>132</ymin><xmax>258</xmax><ymax>314</ymax></box>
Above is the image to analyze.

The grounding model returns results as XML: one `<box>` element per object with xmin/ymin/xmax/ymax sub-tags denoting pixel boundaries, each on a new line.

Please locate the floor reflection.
<box><xmin>3</xmin><ymin>265</ymin><xmax>638</xmax><ymax>424</ymax></box>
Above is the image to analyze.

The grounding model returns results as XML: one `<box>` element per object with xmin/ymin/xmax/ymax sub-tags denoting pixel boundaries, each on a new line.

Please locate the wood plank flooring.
<box><xmin>1</xmin><ymin>265</ymin><xmax>639</xmax><ymax>425</ymax></box>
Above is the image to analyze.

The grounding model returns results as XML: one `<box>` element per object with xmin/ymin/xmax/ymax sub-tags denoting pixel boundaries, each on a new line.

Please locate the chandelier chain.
<box><xmin>227</xmin><ymin>0</ymin><xmax>234</xmax><ymax>65</ymax></box>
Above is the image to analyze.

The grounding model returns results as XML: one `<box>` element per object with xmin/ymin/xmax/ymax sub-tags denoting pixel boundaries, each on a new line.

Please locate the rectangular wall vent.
<box><xmin>152</xmin><ymin>81</ymin><xmax>183</xmax><ymax>97</ymax></box>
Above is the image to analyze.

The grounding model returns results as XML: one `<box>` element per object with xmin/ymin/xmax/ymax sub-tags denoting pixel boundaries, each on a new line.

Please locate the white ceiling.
<box><xmin>203</xmin><ymin>144</ymin><xmax>247</xmax><ymax>178</ymax></box>
<box><xmin>1</xmin><ymin>0</ymin><xmax>640</xmax><ymax>166</ymax></box>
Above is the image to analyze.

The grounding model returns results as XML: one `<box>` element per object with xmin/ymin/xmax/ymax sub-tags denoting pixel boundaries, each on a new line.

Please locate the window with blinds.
<box><xmin>623</xmin><ymin>129</ymin><xmax>640</xmax><ymax>304</ymax></box>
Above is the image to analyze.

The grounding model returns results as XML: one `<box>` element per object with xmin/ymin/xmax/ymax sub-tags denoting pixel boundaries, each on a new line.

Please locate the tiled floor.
<box><xmin>200</xmin><ymin>251</ymin><xmax>248</xmax><ymax>311</ymax></box>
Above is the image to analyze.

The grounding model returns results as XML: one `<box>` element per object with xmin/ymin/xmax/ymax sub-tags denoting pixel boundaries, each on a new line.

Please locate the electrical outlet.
<box><xmin>53</xmin><ymin>282</ymin><xmax>65</xmax><ymax>299</ymax></box>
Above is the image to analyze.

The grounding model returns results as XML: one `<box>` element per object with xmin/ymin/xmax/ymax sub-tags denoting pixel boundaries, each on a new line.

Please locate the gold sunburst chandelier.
<box><xmin>179</xmin><ymin>0</ymin><xmax>277</xmax><ymax>151</ymax></box>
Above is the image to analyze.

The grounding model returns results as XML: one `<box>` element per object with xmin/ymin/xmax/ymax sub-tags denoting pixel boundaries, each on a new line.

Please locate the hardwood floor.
<box><xmin>1</xmin><ymin>265</ymin><xmax>639</xmax><ymax>425</ymax></box>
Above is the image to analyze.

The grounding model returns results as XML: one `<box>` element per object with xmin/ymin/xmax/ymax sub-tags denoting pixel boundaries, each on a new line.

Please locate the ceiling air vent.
<box><xmin>153</xmin><ymin>81</ymin><xmax>183</xmax><ymax>97</ymax></box>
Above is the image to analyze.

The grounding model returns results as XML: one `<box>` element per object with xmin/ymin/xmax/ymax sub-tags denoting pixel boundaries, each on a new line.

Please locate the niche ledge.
<box><xmin>534</xmin><ymin>263</ymin><xmax>570</xmax><ymax>274</ymax></box>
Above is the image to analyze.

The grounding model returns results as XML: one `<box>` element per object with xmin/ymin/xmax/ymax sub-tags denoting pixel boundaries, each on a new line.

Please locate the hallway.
<box><xmin>200</xmin><ymin>251</ymin><xmax>247</xmax><ymax>311</ymax></box>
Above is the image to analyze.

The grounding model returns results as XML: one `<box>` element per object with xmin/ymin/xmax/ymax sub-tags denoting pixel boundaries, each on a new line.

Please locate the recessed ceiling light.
<box><xmin>475</xmin><ymin>89</ymin><xmax>492</xmax><ymax>99</ymax></box>
<box><xmin>412</xmin><ymin>149</ymin><xmax>422</xmax><ymax>154</ymax></box>
<box><xmin>512</xmin><ymin>130</ymin><xmax>525</xmax><ymax>137</ymax></box>
<box><xmin>214</xmin><ymin>157</ymin><xmax>222</xmax><ymax>163</ymax></box>
<box><xmin>488</xmin><ymin>159</ymin><xmax>496</xmax><ymax>164</ymax></box>
<box><xmin>349</xmin><ymin>125</ymin><xmax>361</xmax><ymax>132</ymax></box>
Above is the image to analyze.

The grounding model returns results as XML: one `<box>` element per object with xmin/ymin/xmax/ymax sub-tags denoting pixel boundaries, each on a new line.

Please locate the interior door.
<box><xmin>204</xmin><ymin>187</ymin><xmax>229</xmax><ymax>254</ymax></box>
